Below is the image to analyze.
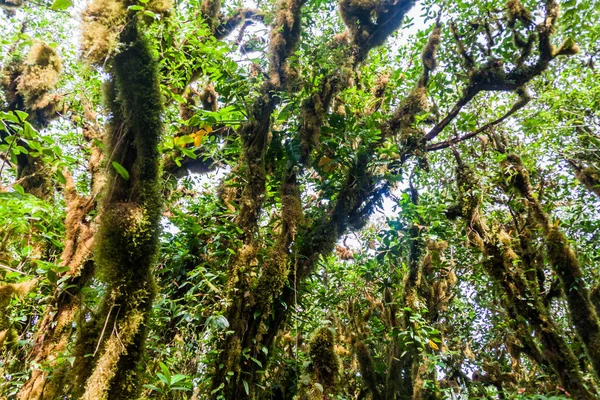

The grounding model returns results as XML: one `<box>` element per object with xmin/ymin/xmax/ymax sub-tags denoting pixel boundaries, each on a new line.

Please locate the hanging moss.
<box><xmin>338</xmin><ymin>0</ymin><xmax>416</xmax><ymax>60</ymax></box>
<box><xmin>355</xmin><ymin>340</ymin><xmax>381</xmax><ymax>398</ymax></box>
<box><xmin>16</xmin><ymin>42</ymin><xmax>62</xmax><ymax>111</ymax></box>
<box><xmin>80</xmin><ymin>0</ymin><xmax>128</xmax><ymax>66</ymax></box>
<box><xmin>422</xmin><ymin>25</ymin><xmax>441</xmax><ymax>72</ymax></box>
<box><xmin>268</xmin><ymin>0</ymin><xmax>302</xmax><ymax>88</ymax></box>
<box><xmin>309</xmin><ymin>327</ymin><xmax>340</xmax><ymax>389</ymax></box>
<box><xmin>505</xmin><ymin>0</ymin><xmax>532</xmax><ymax>26</ymax></box>
<box><xmin>199</xmin><ymin>84</ymin><xmax>218</xmax><ymax>111</ymax></box>
<box><xmin>573</xmin><ymin>164</ymin><xmax>600</xmax><ymax>197</ymax></box>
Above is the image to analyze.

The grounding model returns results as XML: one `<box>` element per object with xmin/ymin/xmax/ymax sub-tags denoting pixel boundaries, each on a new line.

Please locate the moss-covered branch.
<box><xmin>501</xmin><ymin>151</ymin><xmax>600</xmax><ymax>379</ymax></box>
<box><xmin>452</xmin><ymin>150</ymin><xmax>597</xmax><ymax>398</ymax></box>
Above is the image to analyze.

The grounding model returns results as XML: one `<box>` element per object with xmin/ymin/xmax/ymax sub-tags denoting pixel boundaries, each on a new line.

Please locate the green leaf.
<box><xmin>143</xmin><ymin>384</ymin><xmax>163</xmax><ymax>393</ymax></box>
<box><xmin>170</xmin><ymin>374</ymin><xmax>187</xmax><ymax>385</ymax></box>
<box><xmin>156</xmin><ymin>372</ymin><xmax>169</xmax><ymax>385</ymax></box>
<box><xmin>13</xmin><ymin>184</ymin><xmax>24</xmax><ymax>195</ymax></box>
<box><xmin>13</xmin><ymin>110</ymin><xmax>29</xmax><ymax>121</ymax></box>
<box><xmin>47</xmin><ymin>269</ymin><xmax>58</xmax><ymax>284</ymax></box>
<box><xmin>111</xmin><ymin>161</ymin><xmax>130</xmax><ymax>181</ymax></box>
<box><xmin>50</xmin><ymin>0</ymin><xmax>73</xmax><ymax>10</ymax></box>
<box><xmin>158</xmin><ymin>362</ymin><xmax>171</xmax><ymax>383</ymax></box>
<box><xmin>250</xmin><ymin>357</ymin><xmax>262</xmax><ymax>367</ymax></box>
<box><xmin>242</xmin><ymin>380</ymin><xmax>249</xmax><ymax>395</ymax></box>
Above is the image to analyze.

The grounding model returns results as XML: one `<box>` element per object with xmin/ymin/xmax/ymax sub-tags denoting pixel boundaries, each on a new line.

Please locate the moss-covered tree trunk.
<box><xmin>208</xmin><ymin>0</ymin><xmax>303</xmax><ymax>397</ymax></box>
<box><xmin>453</xmin><ymin>156</ymin><xmax>597</xmax><ymax>399</ymax></box>
<box><xmin>502</xmin><ymin>152</ymin><xmax>600</xmax><ymax>379</ymax></box>
<box><xmin>54</xmin><ymin>18</ymin><xmax>164</xmax><ymax>399</ymax></box>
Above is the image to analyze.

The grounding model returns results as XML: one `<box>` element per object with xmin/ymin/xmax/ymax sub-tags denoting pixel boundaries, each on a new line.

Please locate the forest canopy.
<box><xmin>0</xmin><ymin>0</ymin><xmax>599</xmax><ymax>399</ymax></box>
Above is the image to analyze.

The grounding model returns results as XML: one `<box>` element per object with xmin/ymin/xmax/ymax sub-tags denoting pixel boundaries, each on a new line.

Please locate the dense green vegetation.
<box><xmin>0</xmin><ymin>0</ymin><xmax>599</xmax><ymax>398</ymax></box>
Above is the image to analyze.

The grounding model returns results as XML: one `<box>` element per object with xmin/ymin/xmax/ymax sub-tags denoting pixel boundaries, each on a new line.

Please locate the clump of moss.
<box><xmin>0</xmin><ymin>280</ymin><xmax>37</xmax><ymax>347</ymax></box>
<box><xmin>572</xmin><ymin>164</ymin><xmax>600</xmax><ymax>197</ymax></box>
<box><xmin>338</xmin><ymin>0</ymin><xmax>380</xmax><ymax>41</ymax></box>
<box><xmin>554</xmin><ymin>37</ymin><xmax>580</xmax><ymax>56</ymax></box>
<box><xmin>16</xmin><ymin>42</ymin><xmax>62</xmax><ymax>112</ymax></box>
<box><xmin>308</xmin><ymin>326</ymin><xmax>340</xmax><ymax>389</ymax></box>
<box><xmin>0</xmin><ymin>0</ymin><xmax>23</xmax><ymax>15</ymax></box>
<box><xmin>253</xmin><ymin>248</ymin><xmax>288</xmax><ymax>309</ymax></box>
<box><xmin>1</xmin><ymin>54</ymin><xmax>23</xmax><ymax>109</ymax></box>
<box><xmin>199</xmin><ymin>84</ymin><xmax>218</xmax><ymax>111</ymax></box>
<box><xmin>268</xmin><ymin>0</ymin><xmax>302</xmax><ymax>88</ymax></box>
<box><xmin>80</xmin><ymin>0</ymin><xmax>128</xmax><ymax>66</ymax></box>
<box><xmin>422</xmin><ymin>25</ymin><xmax>441</xmax><ymax>72</ymax></box>
<box><xmin>371</xmin><ymin>73</ymin><xmax>389</xmax><ymax>98</ymax></box>
<box><xmin>296</xmin><ymin>326</ymin><xmax>341</xmax><ymax>399</ymax></box>
<box><xmin>506</xmin><ymin>0</ymin><xmax>532</xmax><ymax>25</ymax></box>
<box><xmin>338</xmin><ymin>0</ymin><xmax>415</xmax><ymax>60</ymax></box>
<box><xmin>147</xmin><ymin>0</ymin><xmax>172</xmax><ymax>14</ymax></box>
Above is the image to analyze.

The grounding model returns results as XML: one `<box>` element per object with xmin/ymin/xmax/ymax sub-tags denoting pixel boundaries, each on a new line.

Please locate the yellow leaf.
<box><xmin>194</xmin><ymin>133</ymin><xmax>204</xmax><ymax>147</ymax></box>
<box><xmin>323</xmin><ymin>162</ymin><xmax>336</xmax><ymax>173</ymax></box>
<box><xmin>318</xmin><ymin>156</ymin><xmax>332</xmax><ymax>167</ymax></box>
<box><xmin>204</xmin><ymin>125</ymin><xmax>213</xmax><ymax>133</ymax></box>
<box><xmin>428</xmin><ymin>339</ymin><xmax>439</xmax><ymax>350</ymax></box>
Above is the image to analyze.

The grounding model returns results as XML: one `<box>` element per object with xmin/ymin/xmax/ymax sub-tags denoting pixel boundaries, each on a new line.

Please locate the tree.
<box><xmin>0</xmin><ymin>0</ymin><xmax>599</xmax><ymax>399</ymax></box>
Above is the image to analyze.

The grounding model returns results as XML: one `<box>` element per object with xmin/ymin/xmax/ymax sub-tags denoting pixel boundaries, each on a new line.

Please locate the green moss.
<box><xmin>574</xmin><ymin>165</ymin><xmax>600</xmax><ymax>197</ymax></box>
<box><xmin>546</xmin><ymin>227</ymin><xmax>600</xmax><ymax>377</ymax></box>
<box><xmin>355</xmin><ymin>340</ymin><xmax>380</xmax><ymax>397</ymax></box>
<box><xmin>422</xmin><ymin>25</ymin><xmax>441</xmax><ymax>72</ymax></box>
<box><xmin>254</xmin><ymin>248</ymin><xmax>289</xmax><ymax>309</ymax></box>
<box><xmin>80</xmin><ymin>0</ymin><xmax>128</xmax><ymax>66</ymax></box>
<box><xmin>506</xmin><ymin>0</ymin><xmax>532</xmax><ymax>25</ymax></box>
<box><xmin>308</xmin><ymin>327</ymin><xmax>340</xmax><ymax>389</ymax></box>
<box><xmin>66</xmin><ymin>21</ymin><xmax>164</xmax><ymax>399</ymax></box>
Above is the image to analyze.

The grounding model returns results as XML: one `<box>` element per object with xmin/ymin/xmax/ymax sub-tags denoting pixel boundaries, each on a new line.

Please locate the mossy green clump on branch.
<box><xmin>308</xmin><ymin>326</ymin><xmax>340</xmax><ymax>389</ymax></box>
<box><xmin>0</xmin><ymin>280</ymin><xmax>37</xmax><ymax>348</ymax></box>
<box><xmin>80</xmin><ymin>0</ymin><xmax>128</xmax><ymax>66</ymax></box>
<box><xmin>16</xmin><ymin>42</ymin><xmax>62</xmax><ymax>111</ymax></box>
<box><xmin>296</xmin><ymin>326</ymin><xmax>341</xmax><ymax>399</ymax></box>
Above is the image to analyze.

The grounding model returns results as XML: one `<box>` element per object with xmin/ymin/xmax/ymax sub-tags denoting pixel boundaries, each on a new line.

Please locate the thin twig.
<box><xmin>426</xmin><ymin>94</ymin><xmax>530</xmax><ymax>152</ymax></box>
<box><xmin>0</xmin><ymin>263</ymin><xmax>27</xmax><ymax>275</ymax></box>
